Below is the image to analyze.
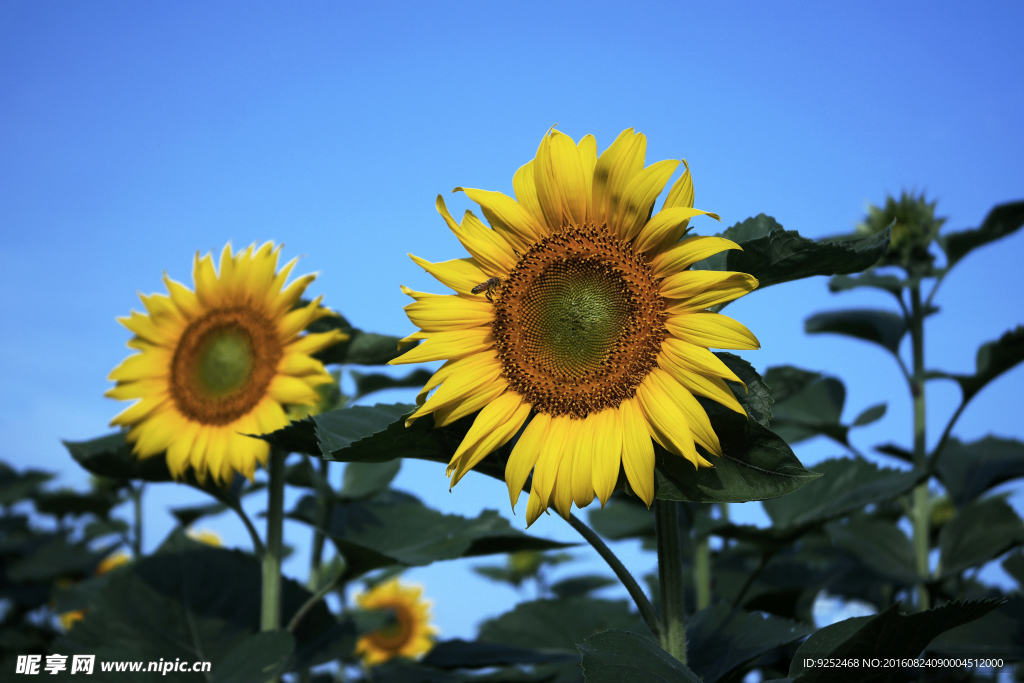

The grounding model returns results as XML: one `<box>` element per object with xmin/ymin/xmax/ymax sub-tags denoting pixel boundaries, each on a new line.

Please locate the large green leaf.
<box><xmin>686</xmin><ymin>602</ymin><xmax>812</xmax><ymax>683</ymax></box>
<box><xmin>211</xmin><ymin>631</ymin><xmax>295</xmax><ymax>683</ymax></box>
<box><xmin>928</xmin><ymin>597</ymin><xmax>1024</xmax><ymax>659</ymax></box>
<box><xmin>929</xmin><ymin>326</ymin><xmax>1024</xmax><ymax>404</ymax></box>
<box><xmin>340</xmin><ymin>461</ymin><xmax>402</xmax><ymax>500</ymax></box>
<box><xmin>655</xmin><ymin>417</ymin><xmax>821</xmax><ymax>504</ymax></box>
<box><xmin>789</xmin><ymin>600</ymin><xmax>1004</xmax><ymax>681</ymax></box>
<box><xmin>298</xmin><ymin>491</ymin><xmax>572</xmax><ymax>579</ymax></box>
<box><xmin>0</xmin><ymin>462</ymin><xmax>54</xmax><ymax>505</ymax></box>
<box><xmin>938</xmin><ymin>496</ymin><xmax>1024</xmax><ymax>577</ymax></box>
<box><xmin>306</xmin><ymin>309</ymin><xmax>412</xmax><ymax>366</ymax></box>
<box><xmin>716</xmin><ymin>352</ymin><xmax>773</xmax><ymax>428</ymax></box>
<box><xmin>64</xmin><ymin>432</ymin><xmax>173</xmax><ymax>483</ymax></box>
<box><xmin>762</xmin><ymin>458</ymin><xmax>922</xmax><ymax>531</ymax></box>
<box><xmin>420</xmin><ymin>639</ymin><xmax>577</xmax><ymax>669</ymax></box>
<box><xmin>934</xmin><ymin>437</ymin><xmax>1024</xmax><ymax>507</ymax></box>
<box><xmin>804</xmin><ymin>309</ymin><xmax>907</xmax><ymax>356</ymax></box>
<box><xmin>32</xmin><ymin>488</ymin><xmax>118</xmax><ymax>519</ymax></box>
<box><xmin>1004</xmin><ymin>550</ymin><xmax>1024</xmax><ymax>589</ymax></box>
<box><xmin>578</xmin><ymin>630</ymin><xmax>701</xmax><ymax>683</ymax></box>
<box><xmin>940</xmin><ymin>200</ymin><xmax>1024</xmax><ymax>267</ymax></box>
<box><xmin>6</xmin><ymin>537</ymin><xmax>120</xmax><ymax>582</ymax></box>
<box><xmin>57</xmin><ymin>532</ymin><xmax>344</xmax><ymax>675</ymax></box>
<box><xmin>692</xmin><ymin>214</ymin><xmax>890</xmax><ymax>293</ymax></box>
<box><xmin>587</xmin><ymin>497</ymin><xmax>655</xmax><ymax>542</ymax></box>
<box><xmin>826</xmin><ymin>517</ymin><xmax>918</xmax><ymax>586</ymax></box>
<box><xmin>828</xmin><ymin>270</ymin><xmax>905</xmax><ymax>296</ymax></box>
<box><xmin>478</xmin><ymin>597</ymin><xmax>640</xmax><ymax>653</ymax></box>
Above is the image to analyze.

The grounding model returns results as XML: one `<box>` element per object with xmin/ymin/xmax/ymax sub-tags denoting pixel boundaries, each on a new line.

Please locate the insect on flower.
<box><xmin>471</xmin><ymin>277</ymin><xmax>502</xmax><ymax>302</ymax></box>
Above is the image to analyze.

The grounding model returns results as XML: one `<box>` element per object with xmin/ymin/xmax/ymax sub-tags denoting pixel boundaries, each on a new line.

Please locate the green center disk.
<box><xmin>519</xmin><ymin>261</ymin><xmax>632</xmax><ymax>379</ymax></box>
<box><xmin>195</xmin><ymin>327</ymin><xmax>255</xmax><ymax>396</ymax></box>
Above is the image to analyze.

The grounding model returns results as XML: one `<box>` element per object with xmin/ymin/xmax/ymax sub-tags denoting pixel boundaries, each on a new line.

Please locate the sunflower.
<box><xmin>58</xmin><ymin>550</ymin><xmax>131</xmax><ymax>631</ymax></box>
<box><xmin>354</xmin><ymin>578</ymin><xmax>437</xmax><ymax>666</ymax></box>
<box><xmin>107</xmin><ymin>243</ymin><xmax>347</xmax><ymax>484</ymax></box>
<box><xmin>393</xmin><ymin>128</ymin><xmax>760</xmax><ymax>526</ymax></box>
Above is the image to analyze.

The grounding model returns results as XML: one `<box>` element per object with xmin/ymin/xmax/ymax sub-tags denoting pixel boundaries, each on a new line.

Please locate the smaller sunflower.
<box><xmin>107</xmin><ymin>243</ymin><xmax>348</xmax><ymax>485</ymax></box>
<box><xmin>58</xmin><ymin>550</ymin><xmax>131</xmax><ymax>631</ymax></box>
<box><xmin>354</xmin><ymin>578</ymin><xmax>437</xmax><ymax>666</ymax></box>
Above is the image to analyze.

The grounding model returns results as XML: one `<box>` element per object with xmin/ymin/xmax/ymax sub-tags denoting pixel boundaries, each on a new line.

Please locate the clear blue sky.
<box><xmin>2</xmin><ymin>1</ymin><xmax>1022</xmax><ymax>639</ymax></box>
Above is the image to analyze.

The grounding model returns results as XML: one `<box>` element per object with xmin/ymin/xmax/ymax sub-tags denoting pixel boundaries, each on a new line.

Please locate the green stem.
<box><xmin>231</xmin><ymin>501</ymin><xmax>265</xmax><ymax>558</ymax></box>
<box><xmin>308</xmin><ymin>457</ymin><xmax>330</xmax><ymax>590</ymax></box>
<box><xmin>566</xmin><ymin>513</ymin><xmax>661</xmax><ymax>640</ymax></box>
<box><xmin>694</xmin><ymin>535</ymin><xmax>710</xmax><ymax>611</ymax></box>
<box><xmin>262</xmin><ymin>449</ymin><xmax>286</xmax><ymax>633</ymax></box>
<box><xmin>909</xmin><ymin>285</ymin><xmax>930</xmax><ymax>611</ymax></box>
<box><xmin>655</xmin><ymin>500</ymin><xmax>687</xmax><ymax>664</ymax></box>
<box><xmin>132</xmin><ymin>484</ymin><xmax>144</xmax><ymax>558</ymax></box>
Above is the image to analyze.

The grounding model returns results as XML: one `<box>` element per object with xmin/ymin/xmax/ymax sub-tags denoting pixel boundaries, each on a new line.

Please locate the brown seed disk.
<box><xmin>492</xmin><ymin>224</ymin><xmax>667</xmax><ymax>418</ymax></box>
<box><xmin>170</xmin><ymin>306</ymin><xmax>283</xmax><ymax>425</ymax></box>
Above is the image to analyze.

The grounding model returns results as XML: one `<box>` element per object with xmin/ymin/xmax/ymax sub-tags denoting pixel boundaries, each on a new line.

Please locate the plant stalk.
<box><xmin>656</xmin><ymin>500</ymin><xmax>687</xmax><ymax>664</ymax></box>
<box><xmin>308</xmin><ymin>457</ymin><xmax>330</xmax><ymax>590</ymax></box>
<box><xmin>132</xmin><ymin>483</ymin><xmax>144</xmax><ymax>558</ymax></box>
<box><xmin>262</xmin><ymin>448</ymin><xmax>287</xmax><ymax>633</ymax></box>
<box><xmin>566</xmin><ymin>513</ymin><xmax>660</xmax><ymax>639</ymax></box>
<box><xmin>694</xmin><ymin>535</ymin><xmax>710</xmax><ymax>611</ymax></box>
<box><xmin>909</xmin><ymin>284</ymin><xmax>930</xmax><ymax>611</ymax></box>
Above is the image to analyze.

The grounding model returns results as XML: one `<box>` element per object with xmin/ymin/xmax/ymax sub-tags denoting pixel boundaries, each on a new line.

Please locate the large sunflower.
<box><xmin>107</xmin><ymin>243</ymin><xmax>347</xmax><ymax>484</ymax></box>
<box><xmin>393</xmin><ymin>128</ymin><xmax>760</xmax><ymax>526</ymax></box>
<box><xmin>354</xmin><ymin>579</ymin><xmax>437</xmax><ymax>666</ymax></box>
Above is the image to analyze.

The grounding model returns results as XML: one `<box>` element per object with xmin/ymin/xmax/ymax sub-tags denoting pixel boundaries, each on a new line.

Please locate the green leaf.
<box><xmin>693</xmin><ymin>214</ymin><xmax>890</xmax><ymax>292</ymax></box>
<box><xmin>804</xmin><ymin>309</ymin><xmax>907</xmax><ymax>356</ymax></box>
<box><xmin>716</xmin><ymin>352</ymin><xmax>773</xmax><ymax>428</ymax></box>
<box><xmin>764</xmin><ymin>366</ymin><xmax>846</xmax><ymax>445</ymax></box>
<box><xmin>352</xmin><ymin>368</ymin><xmax>433</xmax><ymax>400</ymax></box>
<box><xmin>826</xmin><ymin>518</ymin><xmax>918</xmax><ymax>585</ymax></box>
<box><xmin>828</xmin><ymin>270</ymin><xmax>905</xmax><ymax>296</ymax></box>
<box><xmin>261</xmin><ymin>403</ymin><xmax>414</xmax><ymax>459</ymax></box>
<box><xmin>687</xmin><ymin>602</ymin><xmax>813</xmax><ymax>683</ymax></box>
<box><xmin>789</xmin><ymin>600</ymin><xmax>1004</xmax><ymax>681</ymax></box>
<box><xmin>928</xmin><ymin>596</ymin><xmax>1024</xmax><ymax>659</ymax></box>
<box><xmin>479</xmin><ymin>597</ymin><xmax>640</xmax><ymax>653</ymax></box>
<box><xmin>655</xmin><ymin>419</ymin><xmax>821</xmax><ymax>504</ymax></box>
<box><xmin>938</xmin><ymin>496</ymin><xmax>1024</xmax><ymax>577</ymax></box>
<box><xmin>851</xmin><ymin>403</ymin><xmax>886</xmax><ymax>427</ymax></box>
<box><xmin>934</xmin><ymin>436</ymin><xmax>1024</xmax><ymax>507</ymax></box>
<box><xmin>0</xmin><ymin>462</ymin><xmax>54</xmax><ymax>505</ymax></box>
<box><xmin>421</xmin><ymin>639</ymin><xmax>577</xmax><ymax>669</ymax></box>
<box><xmin>32</xmin><ymin>489</ymin><xmax>117</xmax><ymax>519</ymax></box>
<box><xmin>59</xmin><ymin>536</ymin><xmax>343</xmax><ymax>673</ymax></box>
<box><xmin>940</xmin><ymin>200</ymin><xmax>1024</xmax><ymax>267</ymax></box>
<box><xmin>587</xmin><ymin>497</ymin><xmax>655</xmax><ymax>541</ymax></box>
<box><xmin>63</xmin><ymin>432</ymin><xmax>174</xmax><ymax>483</ymax></box>
<box><xmin>762</xmin><ymin>458</ymin><xmax>922</xmax><ymax>531</ymax></box>
<box><xmin>307</xmin><ymin>310</ymin><xmax>412</xmax><ymax>367</ymax></box>
<box><xmin>7</xmin><ymin>538</ymin><xmax>120</xmax><ymax>582</ymax></box>
<box><xmin>930</xmin><ymin>326</ymin><xmax>1024</xmax><ymax>403</ymax></box>
<box><xmin>311</xmin><ymin>493</ymin><xmax>573</xmax><ymax>580</ymax></box>
<box><xmin>211</xmin><ymin>631</ymin><xmax>295</xmax><ymax>683</ymax></box>
<box><xmin>578</xmin><ymin>630</ymin><xmax>701</xmax><ymax>683</ymax></box>
<box><xmin>340</xmin><ymin>461</ymin><xmax>402</xmax><ymax>500</ymax></box>
<box><xmin>551</xmin><ymin>575</ymin><xmax>618</xmax><ymax>599</ymax></box>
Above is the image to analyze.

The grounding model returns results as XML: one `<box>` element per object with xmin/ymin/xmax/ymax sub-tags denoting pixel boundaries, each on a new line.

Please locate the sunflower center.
<box><xmin>493</xmin><ymin>224</ymin><xmax>667</xmax><ymax>418</ymax></box>
<box><xmin>369</xmin><ymin>606</ymin><xmax>412</xmax><ymax>650</ymax></box>
<box><xmin>170</xmin><ymin>307</ymin><xmax>283</xmax><ymax>425</ymax></box>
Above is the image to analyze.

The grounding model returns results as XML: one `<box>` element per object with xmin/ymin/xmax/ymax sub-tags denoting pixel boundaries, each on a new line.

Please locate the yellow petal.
<box><xmin>163</xmin><ymin>273</ymin><xmax>202</xmax><ymax>319</ymax></box>
<box><xmin>551</xmin><ymin>418</ymin><xmax>583</xmax><ymax>519</ymax></box>
<box><xmin>117</xmin><ymin>311</ymin><xmax>174</xmax><ymax>346</ymax></box>
<box><xmin>513</xmin><ymin>160</ymin><xmax>548</xmax><ymax>235</ymax></box>
<box><xmin>448</xmin><ymin>392</ymin><xmax>530</xmax><ymax>486</ymax></box>
<box><xmin>455</xmin><ymin>187</ymin><xmax>545</xmax><ymax>252</ymax></box>
<box><xmin>572</xmin><ymin>417</ymin><xmax>597</xmax><ymax>509</ymax></box>
<box><xmin>591</xmin><ymin>407</ymin><xmax>623</xmax><ymax>507</ymax></box>
<box><xmin>404</xmin><ymin>293</ymin><xmax>494</xmax><ymax>332</ymax></box>
<box><xmin>165</xmin><ymin>421</ymin><xmax>200</xmax><ymax>479</ymax></box>
<box><xmin>592</xmin><ymin>129</ymin><xmax>645</xmax><ymax>228</ymax></box>
<box><xmin>614</xmin><ymin>159</ymin><xmax>680</xmax><ymax>242</ymax></box>
<box><xmin>105</xmin><ymin>379</ymin><xmax>167</xmax><ymax>401</ymax></box>
<box><xmin>407</xmin><ymin>354</ymin><xmax>502</xmax><ymax>424</ymax></box>
<box><xmin>525</xmin><ymin>485</ymin><xmax>546</xmax><ymax>527</ymax></box>
<box><xmin>634</xmin><ymin>208</ymin><xmax>721</xmax><ymax>255</ymax></box>
<box><xmin>432</xmin><ymin>377</ymin><xmax>508</xmax><ymax>427</ymax></box>
<box><xmin>648</xmin><ymin>368</ymin><xmax>722</xmax><ymax>457</ymax></box>
<box><xmin>540</xmin><ymin>129</ymin><xmax>588</xmax><ymax>227</ymax></box>
<box><xmin>284</xmin><ymin>330</ymin><xmax>349</xmax><ymax>356</ymax></box>
<box><xmin>390</xmin><ymin>328</ymin><xmax>494</xmax><ymax>365</ymax></box>
<box><xmin>435</xmin><ymin>195</ymin><xmax>517</xmax><ymax>277</ymax></box>
<box><xmin>268</xmin><ymin>374</ymin><xmax>321</xmax><ymax>405</ymax></box>
<box><xmin>278</xmin><ymin>352</ymin><xmax>329</xmax><ymax>378</ymax></box>
<box><xmin>636</xmin><ymin>376</ymin><xmax>699</xmax><ymax>467</ymax></box>
<box><xmin>193</xmin><ymin>251</ymin><xmax>220</xmax><ymax>307</ymax></box>
<box><xmin>531</xmin><ymin>415</ymin><xmax>571</xmax><ymax>511</ymax></box>
<box><xmin>272</xmin><ymin>273</ymin><xmax>318</xmax><ymax>318</ymax></box>
<box><xmin>109</xmin><ymin>394</ymin><xmax>168</xmax><ymax>427</ymax></box>
<box><xmin>619</xmin><ymin>398</ymin><xmax>655</xmax><ymax>507</ymax></box>
<box><xmin>108</xmin><ymin>351</ymin><xmax>170</xmax><ymax>382</ymax></box>
<box><xmin>665</xmin><ymin>312</ymin><xmax>761</xmax><ymax>350</ymax></box>
<box><xmin>409</xmin><ymin>254</ymin><xmax>491</xmax><ymax>300</ymax></box>
<box><xmin>660</xmin><ymin>271</ymin><xmax>758</xmax><ymax>310</ymax></box>
<box><xmin>506</xmin><ymin>412</ymin><xmax>550</xmax><ymax>510</ymax></box>
<box><xmin>660</xmin><ymin>337</ymin><xmax>744</xmax><ymax>386</ymax></box>
<box><xmin>650</xmin><ymin>236</ymin><xmax>742</xmax><ymax>278</ymax></box>
<box><xmin>663</xmin><ymin>159</ymin><xmax>694</xmax><ymax>210</ymax></box>
<box><xmin>577</xmin><ymin>134</ymin><xmax>597</xmax><ymax>224</ymax></box>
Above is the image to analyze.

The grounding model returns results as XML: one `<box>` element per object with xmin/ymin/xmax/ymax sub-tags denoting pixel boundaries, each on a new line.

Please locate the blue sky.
<box><xmin>2</xmin><ymin>1</ymin><xmax>1022</xmax><ymax>639</ymax></box>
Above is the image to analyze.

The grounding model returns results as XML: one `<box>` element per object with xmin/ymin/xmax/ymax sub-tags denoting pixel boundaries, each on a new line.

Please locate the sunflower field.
<box><xmin>3</xmin><ymin>5</ymin><xmax>1024</xmax><ymax>683</ymax></box>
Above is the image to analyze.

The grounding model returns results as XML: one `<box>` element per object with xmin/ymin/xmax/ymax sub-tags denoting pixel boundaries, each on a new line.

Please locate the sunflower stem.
<box><xmin>262</xmin><ymin>448</ymin><xmax>286</xmax><ymax>633</ymax></box>
<box><xmin>909</xmin><ymin>284</ymin><xmax>930</xmax><ymax>611</ymax></box>
<box><xmin>566</xmin><ymin>513</ymin><xmax>660</xmax><ymax>640</ymax></box>
<box><xmin>655</xmin><ymin>499</ymin><xmax>687</xmax><ymax>664</ymax></box>
<box><xmin>308</xmin><ymin>457</ymin><xmax>330</xmax><ymax>590</ymax></box>
<box><xmin>694</xmin><ymin>534</ymin><xmax>710</xmax><ymax>611</ymax></box>
<box><xmin>131</xmin><ymin>483</ymin><xmax>144</xmax><ymax>558</ymax></box>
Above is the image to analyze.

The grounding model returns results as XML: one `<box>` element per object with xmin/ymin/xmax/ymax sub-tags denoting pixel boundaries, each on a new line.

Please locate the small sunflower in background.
<box><xmin>107</xmin><ymin>243</ymin><xmax>347</xmax><ymax>485</ymax></box>
<box><xmin>354</xmin><ymin>578</ymin><xmax>437</xmax><ymax>666</ymax></box>
<box><xmin>186</xmin><ymin>527</ymin><xmax>223</xmax><ymax>546</ymax></box>
<box><xmin>58</xmin><ymin>550</ymin><xmax>131</xmax><ymax>631</ymax></box>
<box><xmin>393</xmin><ymin>127</ymin><xmax>760</xmax><ymax>525</ymax></box>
